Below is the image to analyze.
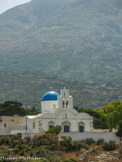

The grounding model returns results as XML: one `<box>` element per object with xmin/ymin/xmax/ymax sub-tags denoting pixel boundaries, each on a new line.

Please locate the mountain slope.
<box><xmin>0</xmin><ymin>0</ymin><xmax>122</xmax><ymax>83</ymax></box>
<box><xmin>0</xmin><ymin>70</ymin><xmax>121</xmax><ymax>109</ymax></box>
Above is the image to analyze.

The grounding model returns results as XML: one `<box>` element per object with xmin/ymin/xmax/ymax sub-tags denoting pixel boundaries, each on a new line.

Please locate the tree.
<box><xmin>0</xmin><ymin>101</ymin><xmax>39</xmax><ymax>116</ymax></box>
<box><xmin>45</xmin><ymin>125</ymin><xmax>62</xmax><ymax>135</ymax></box>
<box><xmin>116</xmin><ymin>120</ymin><xmax>122</xmax><ymax>143</ymax></box>
<box><xmin>27</xmin><ymin>106</ymin><xmax>39</xmax><ymax>115</ymax></box>
<box><xmin>76</xmin><ymin>101</ymin><xmax>122</xmax><ymax>130</ymax></box>
<box><xmin>0</xmin><ymin>101</ymin><xmax>26</xmax><ymax>116</ymax></box>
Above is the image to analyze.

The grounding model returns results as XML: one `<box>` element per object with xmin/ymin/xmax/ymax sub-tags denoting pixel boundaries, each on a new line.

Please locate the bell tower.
<box><xmin>58</xmin><ymin>87</ymin><xmax>73</xmax><ymax>109</ymax></box>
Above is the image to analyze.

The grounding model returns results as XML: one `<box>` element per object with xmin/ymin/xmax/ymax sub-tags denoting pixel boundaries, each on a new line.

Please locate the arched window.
<box><xmin>62</xmin><ymin>121</ymin><xmax>71</xmax><ymax>133</ymax></box>
<box><xmin>66</xmin><ymin>100</ymin><xmax>69</xmax><ymax>108</ymax></box>
<box><xmin>48</xmin><ymin>121</ymin><xmax>55</xmax><ymax>129</ymax></box>
<box><xmin>62</xmin><ymin>100</ymin><xmax>65</xmax><ymax>108</ymax></box>
<box><xmin>78</xmin><ymin>121</ymin><xmax>85</xmax><ymax>133</ymax></box>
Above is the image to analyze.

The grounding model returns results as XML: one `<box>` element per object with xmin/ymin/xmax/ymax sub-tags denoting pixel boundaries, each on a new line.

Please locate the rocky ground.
<box><xmin>89</xmin><ymin>150</ymin><xmax>120</xmax><ymax>162</ymax></box>
<box><xmin>79</xmin><ymin>146</ymin><xmax>121</xmax><ymax>162</ymax></box>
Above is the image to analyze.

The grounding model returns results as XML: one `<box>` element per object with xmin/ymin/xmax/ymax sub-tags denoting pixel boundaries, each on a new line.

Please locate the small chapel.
<box><xmin>26</xmin><ymin>88</ymin><xmax>93</xmax><ymax>133</ymax></box>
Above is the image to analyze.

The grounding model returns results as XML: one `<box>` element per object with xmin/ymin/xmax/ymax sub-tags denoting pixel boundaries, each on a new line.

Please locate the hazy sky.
<box><xmin>0</xmin><ymin>0</ymin><xmax>31</xmax><ymax>14</ymax></box>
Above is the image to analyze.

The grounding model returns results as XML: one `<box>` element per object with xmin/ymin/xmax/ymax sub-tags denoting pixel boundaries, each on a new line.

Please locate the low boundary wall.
<box><xmin>21</xmin><ymin>132</ymin><xmax>120</xmax><ymax>144</ymax></box>
<box><xmin>59</xmin><ymin>132</ymin><xmax>120</xmax><ymax>144</ymax></box>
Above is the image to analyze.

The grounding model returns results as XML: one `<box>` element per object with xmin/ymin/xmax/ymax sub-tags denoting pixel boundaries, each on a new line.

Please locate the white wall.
<box><xmin>27</xmin><ymin>108</ymin><xmax>93</xmax><ymax>133</ymax></box>
<box><xmin>59</xmin><ymin>132</ymin><xmax>120</xmax><ymax>144</ymax></box>
<box><xmin>41</xmin><ymin>101</ymin><xmax>58</xmax><ymax>113</ymax></box>
<box><xmin>58</xmin><ymin>88</ymin><xmax>73</xmax><ymax>109</ymax></box>
<box><xmin>21</xmin><ymin>132</ymin><xmax>120</xmax><ymax>144</ymax></box>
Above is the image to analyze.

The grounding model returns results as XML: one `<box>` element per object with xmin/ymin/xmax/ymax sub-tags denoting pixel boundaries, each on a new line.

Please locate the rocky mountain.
<box><xmin>0</xmin><ymin>70</ymin><xmax>121</xmax><ymax>109</ymax></box>
<box><xmin>0</xmin><ymin>0</ymin><xmax>121</xmax><ymax>83</ymax></box>
<box><xmin>0</xmin><ymin>0</ymin><xmax>122</xmax><ymax>108</ymax></box>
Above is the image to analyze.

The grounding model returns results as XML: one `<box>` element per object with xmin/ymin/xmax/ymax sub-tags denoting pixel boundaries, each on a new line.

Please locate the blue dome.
<box><xmin>42</xmin><ymin>90</ymin><xmax>59</xmax><ymax>101</ymax></box>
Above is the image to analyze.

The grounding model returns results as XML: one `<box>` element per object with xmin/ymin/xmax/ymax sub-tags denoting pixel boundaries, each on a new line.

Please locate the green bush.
<box><xmin>13</xmin><ymin>147</ymin><xmax>20</xmax><ymax>154</ymax></box>
<box><xmin>60</xmin><ymin>136</ymin><xmax>72</xmax><ymax>151</ymax></box>
<box><xmin>35</xmin><ymin>147</ymin><xmax>49</xmax><ymax>157</ymax></box>
<box><xmin>64</xmin><ymin>158</ymin><xmax>78</xmax><ymax>162</ymax></box>
<box><xmin>11</xmin><ymin>134</ymin><xmax>21</xmax><ymax>140</ymax></box>
<box><xmin>96</xmin><ymin>139</ymin><xmax>104</xmax><ymax>145</ymax></box>
<box><xmin>0</xmin><ymin>153</ymin><xmax>9</xmax><ymax>158</ymax></box>
<box><xmin>116</xmin><ymin>120</ymin><xmax>122</xmax><ymax>140</ymax></box>
<box><xmin>119</xmin><ymin>149</ymin><xmax>122</xmax><ymax>159</ymax></box>
<box><xmin>23</xmin><ymin>136</ymin><xmax>31</xmax><ymax>144</ymax></box>
<box><xmin>0</xmin><ymin>136</ymin><xmax>11</xmax><ymax>145</ymax></box>
<box><xmin>33</xmin><ymin>134</ymin><xmax>58</xmax><ymax>147</ymax></box>
<box><xmin>85</xmin><ymin>138</ymin><xmax>96</xmax><ymax>145</ymax></box>
<box><xmin>102</xmin><ymin>140</ymin><xmax>116</xmax><ymax>151</ymax></box>
<box><xmin>50</xmin><ymin>155</ymin><xmax>63</xmax><ymax>162</ymax></box>
<box><xmin>45</xmin><ymin>125</ymin><xmax>62</xmax><ymax>135</ymax></box>
<box><xmin>11</xmin><ymin>140</ymin><xmax>20</xmax><ymax>147</ymax></box>
<box><xmin>19</xmin><ymin>150</ymin><xmax>25</xmax><ymax>156</ymax></box>
<box><xmin>60</xmin><ymin>136</ymin><xmax>81</xmax><ymax>151</ymax></box>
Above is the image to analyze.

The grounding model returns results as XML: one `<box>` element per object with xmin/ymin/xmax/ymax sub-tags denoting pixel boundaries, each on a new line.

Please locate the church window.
<box><xmin>48</xmin><ymin>121</ymin><xmax>55</xmax><ymax>129</ymax></box>
<box><xmin>66</xmin><ymin>100</ymin><xmax>69</xmax><ymax>108</ymax></box>
<box><xmin>62</xmin><ymin>100</ymin><xmax>65</xmax><ymax>108</ymax></box>
<box><xmin>4</xmin><ymin>123</ymin><xmax>6</xmax><ymax>128</ymax></box>
<box><xmin>79</xmin><ymin>126</ymin><xmax>84</xmax><ymax>132</ymax></box>
<box><xmin>49</xmin><ymin>125</ymin><xmax>54</xmax><ymax>129</ymax></box>
<box><xmin>64</xmin><ymin>125</ymin><xmax>70</xmax><ymax>132</ymax></box>
<box><xmin>78</xmin><ymin>121</ymin><xmax>85</xmax><ymax>133</ymax></box>
<box><xmin>33</xmin><ymin>122</ymin><xmax>35</xmax><ymax>129</ymax></box>
<box><xmin>62</xmin><ymin>121</ymin><xmax>71</xmax><ymax>133</ymax></box>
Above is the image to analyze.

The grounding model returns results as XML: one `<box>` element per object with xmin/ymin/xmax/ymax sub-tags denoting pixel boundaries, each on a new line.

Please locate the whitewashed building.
<box><xmin>0</xmin><ymin>116</ymin><xmax>24</xmax><ymax>135</ymax></box>
<box><xmin>0</xmin><ymin>88</ymin><xmax>120</xmax><ymax>144</ymax></box>
<box><xmin>26</xmin><ymin>88</ymin><xmax>93</xmax><ymax>133</ymax></box>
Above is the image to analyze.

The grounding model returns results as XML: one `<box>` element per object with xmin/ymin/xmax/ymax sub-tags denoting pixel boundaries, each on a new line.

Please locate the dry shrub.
<box><xmin>79</xmin><ymin>148</ymin><xmax>87</xmax><ymax>153</ymax></box>
<box><xmin>64</xmin><ymin>152</ymin><xmax>77</xmax><ymax>159</ymax></box>
<box><xmin>87</xmin><ymin>152</ymin><xmax>98</xmax><ymax>162</ymax></box>
<box><xmin>55</xmin><ymin>151</ymin><xmax>65</xmax><ymax>158</ymax></box>
<box><xmin>33</xmin><ymin>134</ymin><xmax>58</xmax><ymax>146</ymax></box>
<box><xmin>79</xmin><ymin>142</ymin><xmax>89</xmax><ymax>150</ymax></box>
<box><xmin>0</xmin><ymin>145</ymin><xmax>9</xmax><ymax>150</ymax></box>
<box><xmin>0</xmin><ymin>145</ymin><xmax>9</xmax><ymax>154</ymax></box>
<box><xmin>52</xmin><ymin>144</ymin><xmax>66</xmax><ymax>151</ymax></box>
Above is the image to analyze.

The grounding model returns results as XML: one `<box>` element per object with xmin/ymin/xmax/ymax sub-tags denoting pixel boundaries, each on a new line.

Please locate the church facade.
<box><xmin>26</xmin><ymin>88</ymin><xmax>93</xmax><ymax>134</ymax></box>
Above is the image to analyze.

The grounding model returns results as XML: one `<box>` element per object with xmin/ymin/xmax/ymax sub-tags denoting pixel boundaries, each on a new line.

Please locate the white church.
<box><xmin>0</xmin><ymin>88</ymin><xmax>119</xmax><ymax>143</ymax></box>
<box><xmin>0</xmin><ymin>88</ymin><xmax>93</xmax><ymax>135</ymax></box>
<box><xmin>26</xmin><ymin>87</ymin><xmax>93</xmax><ymax>134</ymax></box>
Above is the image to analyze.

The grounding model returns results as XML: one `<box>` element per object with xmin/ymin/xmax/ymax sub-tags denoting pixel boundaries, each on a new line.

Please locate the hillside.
<box><xmin>0</xmin><ymin>70</ymin><xmax>121</xmax><ymax>109</ymax></box>
<box><xmin>0</xmin><ymin>0</ymin><xmax>122</xmax><ymax>83</ymax></box>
